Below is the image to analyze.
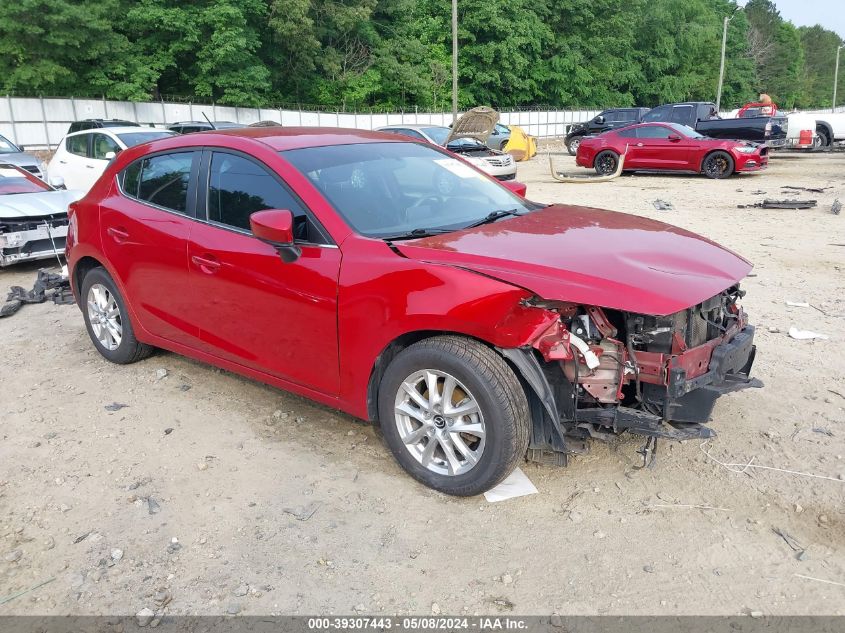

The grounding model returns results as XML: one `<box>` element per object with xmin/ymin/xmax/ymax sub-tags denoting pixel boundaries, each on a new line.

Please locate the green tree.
<box><xmin>797</xmin><ymin>25</ymin><xmax>845</xmax><ymax>109</ymax></box>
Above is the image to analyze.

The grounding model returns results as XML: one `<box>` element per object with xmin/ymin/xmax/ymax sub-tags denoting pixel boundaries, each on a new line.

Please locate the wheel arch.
<box><xmin>72</xmin><ymin>255</ymin><xmax>106</xmax><ymax>308</ymax></box>
<box><xmin>364</xmin><ymin>330</ymin><xmax>565</xmax><ymax>453</ymax></box>
<box><xmin>700</xmin><ymin>148</ymin><xmax>735</xmax><ymax>173</ymax></box>
<box><xmin>815</xmin><ymin>121</ymin><xmax>833</xmax><ymax>145</ymax></box>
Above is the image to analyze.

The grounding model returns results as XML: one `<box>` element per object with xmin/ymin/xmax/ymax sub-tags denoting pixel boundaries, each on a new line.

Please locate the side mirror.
<box><xmin>667</xmin><ymin>134</ymin><xmax>681</xmax><ymax>142</ymax></box>
<box><xmin>501</xmin><ymin>180</ymin><xmax>527</xmax><ymax>197</ymax></box>
<box><xmin>104</xmin><ymin>151</ymin><xmax>116</xmax><ymax>160</ymax></box>
<box><xmin>594</xmin><ymin>116</ymin><xmax>605</xmax><ymax>125</ymax></box>
<box><xmin>250</xmin><ymin>209</ymin><xmax>301</xmax><ymax>263</ymax></box>
<box><xmin>49</xmin><ymin>175</ymin><xmax>66</xmax><ymax>190</ymax></box>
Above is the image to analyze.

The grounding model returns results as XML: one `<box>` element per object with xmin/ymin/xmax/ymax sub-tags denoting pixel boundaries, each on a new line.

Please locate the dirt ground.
<box><xmin>1</xmin><ymin>149</ymin><xmax>844</xmax><ymax>618</ymax></box>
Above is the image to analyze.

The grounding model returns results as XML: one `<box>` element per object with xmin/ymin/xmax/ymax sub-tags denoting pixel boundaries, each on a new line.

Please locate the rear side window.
<box><xmin>66</xmin><ymin>134</ymin><xmax>88</xmax><ymax>156</ymax></box>
<box><xmin>641</xmin><ymin>106</ymin><xmax>670</xmax><ymax>123</ymax></box>
<box><xmin>619</xmin><ymin>110</ymin><xmax>637</xmax><ymax>122</ymax></box>
<box><xmin>671</xmin><ymin>106</ymin><xmax>694</xmax><ymax>124</ymax></box>
<box><xmin>120</xmin><ymin>152</ymin><xmax>195</xmax><ymax>214</ymax></box>
<box><xmin>207</xmin><ymin>152</ymin><xmax>307</xmax><ymax>233</ymax></box>
<box><xmin>637</xmin><ymin>126</ymin><xmax>672</xmax><ymax>139</ymax></box>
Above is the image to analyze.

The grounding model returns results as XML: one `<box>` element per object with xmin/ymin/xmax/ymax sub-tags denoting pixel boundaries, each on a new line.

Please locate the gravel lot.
<box><xmin>1</xmin><ymin>148</ymin><xmax>844</xmax><ymax>617</ymax></box>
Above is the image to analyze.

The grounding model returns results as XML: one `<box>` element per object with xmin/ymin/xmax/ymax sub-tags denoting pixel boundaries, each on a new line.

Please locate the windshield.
<box><xmin>421</xmin><ymin>126</ymin><xmax>450</xmax><ymax>145</ymax></box>
<box><xmin>0</xmin><ymin>135</ymin><xmax>21</xmax><ymax>154</ymax></box>
<box><xmin>282</xmin><ymin>141</ymin><xmax>532</xmax><ymax>238</ymax></box>
<box><xmin>668</xmin><ymin>123</ymin><xmax>703</xmax><ymax>138</ymax></box>
<box><xmin>117</xmin><ymin>131</ymin><xmax>176</xmax><ymax>147</ymax></box>
<box><xmin>0</xmin><ymin>166</ymin><xmax>51</xmax><ymax>194</ymax></box>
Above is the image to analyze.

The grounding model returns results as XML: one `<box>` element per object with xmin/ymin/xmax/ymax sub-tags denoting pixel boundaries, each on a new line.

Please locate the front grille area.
<box><xmin>627</xmin><ymin>290</ymin><xmax>737</xmax><ymax>354</ymax></box>
<box><xmin>0</xmin><ymin>214</ymin><xmax>68</xmax><ymax>233</ymax></box>
<box><xmin>485</xmin><ymin>155</ymin><xmax>513</xmax><ymax>167</ymax></box>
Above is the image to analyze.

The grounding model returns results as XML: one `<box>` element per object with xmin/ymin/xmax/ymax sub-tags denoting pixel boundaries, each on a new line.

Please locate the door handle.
<box><xmin>85</xmin><ymin>165</ymin><xmax>96</xmax><ymax>169</ymax></box>
<box><xmin>59</xmin><ymin>160</ymin><xmax>67</xmax><ymax>164</ymax></box>
<box><xmin>106</xmin><ymin>226</ymin><xmax>129</xmax><ymax>243</ymax></box>
<box><xmin>636</xmin><ymin>143</ymin><xmax>644</xmax><ymax>147</ymax></box>
<box><xmin>191</xmin><ymin>254</ymin><xmax>221</xmax><ymax>274</ymax></box>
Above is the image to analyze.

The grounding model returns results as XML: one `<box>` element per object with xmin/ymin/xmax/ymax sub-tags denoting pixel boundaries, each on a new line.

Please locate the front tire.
<box><xmin>566</xmin><ymin>136</ymin><xmax>582</xmax><ymax>156</ymax></box>
<box><xmin>81</xmin><ymin>267</ymin><xmax>153</xmax><ymax>364</ymax></box>
<box><xmin>702</xmin><ymin>151</ymin><xmax>734</xmax><ymax>179</ymax></box>
<box><xmin>378</xmin><ymin>336</ymin><xmax>529</xmax><ymax>496</ymax></box>
<box><xmin>594</xmin><ymin>150</ymin><xmax>619</xmax><ymax>175</ymax></box>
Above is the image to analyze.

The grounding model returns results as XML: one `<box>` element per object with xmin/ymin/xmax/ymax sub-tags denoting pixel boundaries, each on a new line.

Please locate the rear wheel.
<box><xmin>81</xmin><ymin>267</ymin><xmax>153</xmax><ymax>364</ymax></box>
<box><xmin>594</xmin><ymin>150</ymin><xmax>619</xmax><ymax>175</ymax></box>
<box><xmin>702</xmin><ymin>151</ymin><xmax>734</xmax><ymax>179</ymax></box>
<box><xmin>815</xmin><ymin>125</ymin><xmax>831</xmax><ymax>149</ymax></box>
<box><xmin>378</xmin><ymin>336</ymin><xmax>529</xmax><ymax>496</ymax></box>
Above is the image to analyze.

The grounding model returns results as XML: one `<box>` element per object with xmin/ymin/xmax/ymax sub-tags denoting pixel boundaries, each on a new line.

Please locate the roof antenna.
<box><xmin>202</xmin><ymin>112</ymin><xmax>216</xmax><ymax>130</ymax></box>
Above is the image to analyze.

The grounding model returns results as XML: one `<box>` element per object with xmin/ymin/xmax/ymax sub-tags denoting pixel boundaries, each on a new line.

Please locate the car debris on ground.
<box><xmin>652</xmin><ymin>199</ymin><xmax>674</xmax><ymax>211</ymax></box>
<box><xmin>1</xmin><ymin>269</ymin><xmax>73</xmax><ymax>318</ymax></box>
<box><xmin>737</xmin><ymin>199</ymin><xmax>817</xmax><ymax>209</ymax></box>
<box><xmin>831</xmin><ymin>199</ymin><xmax>841</xmax><ymax>215</ymax></box>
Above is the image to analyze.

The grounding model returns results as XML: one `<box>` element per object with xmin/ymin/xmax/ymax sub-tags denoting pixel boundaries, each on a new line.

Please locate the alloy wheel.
<box><xmin>393</xmin><ymin>369</ymin><xmax>486</xmax><ymax>477</ymax></box>
<box><xmin>87</xmin><ymin>283</ymin><xmax>122</xmax><ymax>351</ymax></box>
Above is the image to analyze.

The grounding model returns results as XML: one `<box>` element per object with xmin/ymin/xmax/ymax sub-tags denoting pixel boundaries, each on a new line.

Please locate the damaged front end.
<box><xmin>0</xmin><ymin>214</ymin><xmax>68</xmax><ymax>267</ymax></box>
<box><xmin>502</xmin><ymin>286</ymin><xmax>761</xmax><ymax>467</ymax></box>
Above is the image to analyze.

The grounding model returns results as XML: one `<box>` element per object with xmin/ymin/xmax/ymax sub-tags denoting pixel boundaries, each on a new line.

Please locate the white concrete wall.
<box><xmin>0</xmin><ymin>95</ymin><xmax>600</xmax><ymax>148</ymax></box>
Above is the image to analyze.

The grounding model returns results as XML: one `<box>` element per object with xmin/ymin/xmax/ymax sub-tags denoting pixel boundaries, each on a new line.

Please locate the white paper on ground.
<box><xmin>785</xmin><ymin>301</ymin><xmax>810</xmax><ymax>308</ymax></box>
<box><xmin>788</xmin><ymin>326</ymin><xmax>829</xmax><ymax>340</ymax></box>
<box><xmin>484</xmin><ymin>467</ymin><xmax>538</xmax><ymax>502</ymax></box>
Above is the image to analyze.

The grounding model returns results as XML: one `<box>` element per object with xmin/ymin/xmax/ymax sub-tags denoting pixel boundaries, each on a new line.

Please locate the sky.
<box><xmin>769</xmin><ymin>0</ymin><xmax>845</xmax><ymax>39</ymax></box>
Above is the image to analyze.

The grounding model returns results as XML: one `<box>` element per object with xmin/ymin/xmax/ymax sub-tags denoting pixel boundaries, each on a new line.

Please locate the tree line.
<box><xmin>0</xmin><ymin>0</ymin><xmax>842</xmax><ymax>111</ymax></box>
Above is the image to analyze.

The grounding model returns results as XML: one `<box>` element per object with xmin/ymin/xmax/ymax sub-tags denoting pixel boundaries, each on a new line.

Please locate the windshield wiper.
<box><xmin>463</xmin><ymin>208</ymin><xmax>523</xmax><ymax>229</ymax></box>
<box><xmin>381</xmin><ymin>227</ymin><xmax>453</xmax><ymax>241</ymax></box>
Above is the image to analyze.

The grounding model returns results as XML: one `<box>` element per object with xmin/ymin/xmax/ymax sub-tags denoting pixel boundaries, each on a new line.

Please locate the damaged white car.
<box><xmin>0</xmin><ymin>164</ymin><xmax>82</xmax><ymax>267</ymax></box>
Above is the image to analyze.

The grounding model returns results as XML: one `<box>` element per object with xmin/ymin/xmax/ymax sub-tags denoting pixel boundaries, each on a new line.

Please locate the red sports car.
<box><xmin>576</xmin><ymin>122</ymin><xmax>769</xmax><ymax>178</ymax></box>
<box><xmin>66</xmin><ymin>128</ymin><xmax>760</xmax><ymax>495</ymax></box>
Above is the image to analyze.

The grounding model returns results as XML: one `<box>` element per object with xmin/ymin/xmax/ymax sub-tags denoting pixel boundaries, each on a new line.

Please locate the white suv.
<box><xmin>48</xmin><ymin>127</ymin><xmax>175</xmax><ymax>192</ymax></box>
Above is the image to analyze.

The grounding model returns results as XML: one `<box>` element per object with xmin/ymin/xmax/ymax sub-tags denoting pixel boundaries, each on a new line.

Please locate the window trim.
<box><xmin>116</xmin><ymin>149</ymin><xmax>201</xmax><ymax>219</ymax></box>
<box><xmin>65</xmin><ymin>133</ymin><xmax>90</xmax><ymax>158</ymax></box>
<box><xmin>196</xmin><ymin>147</ymin><xmax>335</xmax><ymax>247</ymax></box>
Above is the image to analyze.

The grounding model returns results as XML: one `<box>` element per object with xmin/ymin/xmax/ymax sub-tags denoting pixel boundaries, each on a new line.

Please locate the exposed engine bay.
<box><xmin>505</xmin><ymin>285</ymin><xmax>761</xmax><ymax>467</ymax></box>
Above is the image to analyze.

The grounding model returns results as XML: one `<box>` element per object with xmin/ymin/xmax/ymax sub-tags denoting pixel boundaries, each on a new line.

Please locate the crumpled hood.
<box><xmin>0</xmin><ymin>190</ymin><xmax>83</xmax><ymax>220</ymax></box>
<box><xmin>395</xmin><ymin>205</ymin><xmax>752</xmax><ymax>316</ymax></box>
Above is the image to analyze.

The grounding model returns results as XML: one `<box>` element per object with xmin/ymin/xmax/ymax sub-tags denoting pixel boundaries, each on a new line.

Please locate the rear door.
<box><xmin>100</xmin><ymin>150</ymin><xmax>200</xmax><ymax>345</ymax></box>
<box><xmin>185</xmin><ymin>149</ymin><xmax>341</xmax><ymax>394</ymax></box>
<box><xmin>55</xmin><ymin>133</ymin><xmax>91</xmax><ymax>190</ymax></box>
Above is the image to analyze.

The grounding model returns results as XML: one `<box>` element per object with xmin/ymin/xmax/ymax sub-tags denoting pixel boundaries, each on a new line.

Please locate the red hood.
<box><xmin>395</xmin><ymin>205</ymin><xmax>752</xmax><ymax>316</ymax></box>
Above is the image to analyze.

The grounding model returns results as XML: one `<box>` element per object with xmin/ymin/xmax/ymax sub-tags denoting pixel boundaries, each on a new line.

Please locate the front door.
<box><xmin>100</xmin><ymin>150</ymin><xmax>200</xmax><ymax>345</ymax></box>
<box><xmin>186</xmin><ymin>150</ymin><xmax>341</xmax><ymax>395</ymax></box>
<box><xmin>635</xmin><ymin>125</ymin><xmax>691</xmax><ymax>170</ymax></box>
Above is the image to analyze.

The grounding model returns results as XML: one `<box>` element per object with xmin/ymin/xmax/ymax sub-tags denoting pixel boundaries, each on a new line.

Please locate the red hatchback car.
<box><xmin>576</xmin><ymin>122</ymin><xmax>769</xmax><ymax>178</ymax></box>
<box><xmin>66</xmin><ymin>128</ymin><xmax>761</xmax><ymax>495</ymax></box>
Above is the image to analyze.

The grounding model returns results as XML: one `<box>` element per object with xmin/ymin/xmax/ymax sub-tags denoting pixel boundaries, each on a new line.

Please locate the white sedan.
<box><xmin>47</xmin><ymin>127</ymin><xmax>176</xmax><ymax>192</ymax></box>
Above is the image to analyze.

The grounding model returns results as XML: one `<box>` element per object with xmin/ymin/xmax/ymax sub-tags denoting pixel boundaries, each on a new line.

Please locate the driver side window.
<box><xmin>91</xmin><ymin>133</ymin><xmax>121</xmax><ymax>160</ymax></box>
<box><xmin>637</xmin><ymin>126</ymin><xmax>672</xmax><ymax>139</ymax></box>
<box><xmin>206</xmin><ymin>152</ymin><xmax>325</xmax><ymax>244</ymax></box>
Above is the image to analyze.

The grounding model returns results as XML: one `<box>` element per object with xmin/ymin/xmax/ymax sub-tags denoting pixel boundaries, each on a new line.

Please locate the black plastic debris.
<box><xmin>737</xmin><ymin>199</ymin><xmax>817</xmax><ymax>210</ymax></box>
<box><xmin>1</xmin><ymin>269</ymin><xmax>73</xmax><ymax>318</ymax></box>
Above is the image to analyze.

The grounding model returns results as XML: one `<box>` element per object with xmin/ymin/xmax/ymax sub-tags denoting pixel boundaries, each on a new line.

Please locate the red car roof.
<box><xmin>181</xmin><ymin>126</ymin><xmax>406</xmax><ymax>151</ymax></box>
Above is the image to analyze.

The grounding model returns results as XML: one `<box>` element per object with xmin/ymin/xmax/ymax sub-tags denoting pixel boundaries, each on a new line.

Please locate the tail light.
<box><xmin>764</xmin><ymin>121</ymin><xmax>772</xmax><ymax>137</ymax></box>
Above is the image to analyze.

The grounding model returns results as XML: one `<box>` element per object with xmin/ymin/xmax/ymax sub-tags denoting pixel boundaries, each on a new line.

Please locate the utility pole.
<box><xmin>716</xmin><ymin>15</ymin><xmax>729</xmax><ymax>112</ymax></box>
<box><xmin>451</xmin><ymin>0</ymin><xmax>458</xmax><ymax>124</ymax></box>
<box><xmin>834</xmin><ymin>44</ymin><xmax>844</xmax><ymax>113</ymax></box>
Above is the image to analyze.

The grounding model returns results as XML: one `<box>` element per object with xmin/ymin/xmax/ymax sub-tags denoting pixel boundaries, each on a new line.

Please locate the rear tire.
<box><xmin>377</xmin><ymin>336</ymin><xmax>529</xmax><ymax>496</ymax></box>
<box><xmin>594</xmin><ymin>150</ymin><xmax>619</xmax><ymax>175</ymax></box>
<box><xmin>81</xmin><ymin>267</ymin><xmax>153</xmax><ymax>364</ymax></box>
<box><xmin>816</xmin><ymin>125</ymin><xmax>831</xmax><ymax>149</ymax></box>
<box><xmin>702</xmin><ymin>151</ymin><xmax>734</xmax><ymax>179</ymax></box>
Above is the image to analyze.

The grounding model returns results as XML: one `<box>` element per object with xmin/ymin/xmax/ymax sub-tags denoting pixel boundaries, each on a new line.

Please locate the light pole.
<box><xmin>716</xmin><ymin>6</ymin><xmax>743</xmax><ymax>112</ymax></box>
<box><xmin>451</xmin><ymin>0</ymin><xmax>458</xmax><ymax>124</ymax></box>
<box><xmin>834</xmin><ymin>44</ymin><xmax>844</xmax><ymax>113</ymax></box>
